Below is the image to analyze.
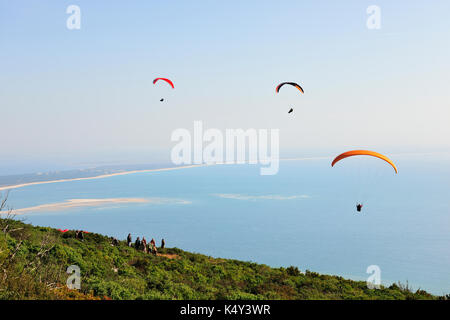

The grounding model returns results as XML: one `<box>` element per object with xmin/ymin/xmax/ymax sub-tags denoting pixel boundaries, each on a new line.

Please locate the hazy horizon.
<box><xmin>1</xmin><ymin>1</ymin><xmax>449</xmax><ymax>174</ymax></box>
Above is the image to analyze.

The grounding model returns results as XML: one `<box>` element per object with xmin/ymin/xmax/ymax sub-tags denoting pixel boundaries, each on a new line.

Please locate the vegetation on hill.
<box><xmin>0</xmin><ymin>211</ymin><xmax>442</xmax><ymax>300</ymax></box>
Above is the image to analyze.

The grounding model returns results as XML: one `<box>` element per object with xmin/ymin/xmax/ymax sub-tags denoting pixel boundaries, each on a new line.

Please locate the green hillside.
<box><xmin>0</xmin><ymin>216</ymin><xmax>439</xmax><ymax>300</ymax></box>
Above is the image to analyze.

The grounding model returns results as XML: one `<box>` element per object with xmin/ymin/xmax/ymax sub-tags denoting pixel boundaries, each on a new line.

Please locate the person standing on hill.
<box><xmin>127</xmin><ymin>233</ymin><xmax>132</xmax><ymax>247</ymax></box>
<box><xmin>161</xmin><ymin>238</ymin><xmax>165</xmax><ymax>249</ymax></box>
<box><xmin>142</xmin><ymin>237</ymin><xmax>147</xmax><ymax>253</ymax></box>
<box><xmin>134</xmin><ymin>237</ymin><xmax>141</xmax><ymax>249</ymax></box>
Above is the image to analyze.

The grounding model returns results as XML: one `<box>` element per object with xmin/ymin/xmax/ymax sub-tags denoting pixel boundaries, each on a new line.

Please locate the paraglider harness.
<box><xmin>356</xmin><ymin>203</ymin><xmax>363</xmax><ymax>212</ymax></box>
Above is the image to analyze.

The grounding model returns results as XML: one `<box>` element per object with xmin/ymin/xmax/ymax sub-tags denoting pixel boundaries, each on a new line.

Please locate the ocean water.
<box><xmin>4</xmin><ymin>155</ymin><xmax>450</xmax><ymax>295</ymax></box>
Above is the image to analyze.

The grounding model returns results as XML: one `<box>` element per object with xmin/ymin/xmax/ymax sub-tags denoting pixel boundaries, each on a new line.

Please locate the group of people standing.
<box><xmin>127</xmin><ymin>233</ymin><xmax>165</xmax><ymax>256</ymax></box>
<box><xmin>75</xmin><ymin>230</ymin><xmax>85</xmax><ymax>240</ymax></box>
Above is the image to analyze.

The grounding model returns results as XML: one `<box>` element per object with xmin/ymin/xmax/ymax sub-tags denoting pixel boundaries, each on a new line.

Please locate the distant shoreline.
<box><xmin>0</xmin><ymin>164</ymin><xmax>206</xmax><ymax>191</ymax></box>
<box><xmin>0</xmin><ymin>157</ymin><xmax>334</xmax><ymax>192</ymax></box>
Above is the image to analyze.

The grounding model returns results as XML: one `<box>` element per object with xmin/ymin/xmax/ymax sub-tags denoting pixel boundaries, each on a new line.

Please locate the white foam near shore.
<box><xmin>8</xmin><ymin>197</ymin><xmax>191</xmax><ymax>215</ymax></box>
<box><xmin>214</xmin><ymin>193</ymin><xmax>311</xmax><ymax>201</ymax></box>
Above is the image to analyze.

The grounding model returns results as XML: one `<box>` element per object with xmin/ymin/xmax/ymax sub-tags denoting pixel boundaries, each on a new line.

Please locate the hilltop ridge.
<box><xmin>0</xmin><ymin>217</ymin><xmax>438</xmax><ymax>300</ymax></box>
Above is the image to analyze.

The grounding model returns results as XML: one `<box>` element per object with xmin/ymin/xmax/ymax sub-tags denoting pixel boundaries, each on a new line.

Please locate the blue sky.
<box><xmin>0</xmin><ymin>1</ymin><xmax>449</xmax><ymax>173</ymax></box>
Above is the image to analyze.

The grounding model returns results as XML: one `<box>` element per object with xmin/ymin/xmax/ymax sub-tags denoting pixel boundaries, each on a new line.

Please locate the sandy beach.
<box><xmin>10</xmin><ymin>197</ymin><xmax>191</xmax><ymax>215</ymax></box>
<box><xmin>0</xmin><ymin>158</ymin><xmax>337</xmax><ymax>192</ymax></box>
<box><xmin>0</xmin><ymin>164</ymin><xmax>205</xmax><ymax>192</ymax></box>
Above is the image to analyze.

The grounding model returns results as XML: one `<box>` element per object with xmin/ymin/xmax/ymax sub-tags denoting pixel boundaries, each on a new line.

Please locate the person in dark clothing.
<box><xmin>356</xmin><ymin>203</ymin><xmax>363</xmax><ymax>212</ymax></box>
<box><xmin>134</xmin><ymin>237</ymin><xmax>141</xmax><ymax>249</ymax></box>
<box><xmin>75</xmin><ymin>230</ymin><xmax>84</xmax><ymax>240</ymax></box>
<box><xmin>112</xmin><ymin>237</ymin><xmax>119</xmax><ymax>246</ymax></box>
<box><xmin>161</xmin><ymin>238</ymin><xmax>165</xmax><ymax>249</ymax></box>
<box><xmin>127</xmin><ymin>233</ymin><xmax>132</xmax><ymax>247</ymax></box>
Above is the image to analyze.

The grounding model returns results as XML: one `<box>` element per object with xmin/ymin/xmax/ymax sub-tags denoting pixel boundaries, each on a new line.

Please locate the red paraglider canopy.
<box><xmin>153</xmin><ymin>77</ymin><xmax>174</xmax><ymax>89</ymax></box>
<box><xmin>57</xmin><ymin>229</ymin><xmax>89</xmax><ymax>233</ymax></box>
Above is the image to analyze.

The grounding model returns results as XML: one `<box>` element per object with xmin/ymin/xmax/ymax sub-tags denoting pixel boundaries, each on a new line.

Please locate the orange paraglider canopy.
<box><xmin>275</xmin><ymin>82</ymin><xmax>304</xmax><ymax>94</ymax></box>
<box><xmin>331</xmin><ymin>150</ymin><xmax>398</xmax><ymax>174</ymax></box>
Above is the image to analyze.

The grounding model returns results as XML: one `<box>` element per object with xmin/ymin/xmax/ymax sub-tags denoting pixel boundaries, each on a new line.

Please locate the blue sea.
<box><xmin>4</xmin><ymin>154</ymin><xmax>450</xmax><ymax>295</ymax></box>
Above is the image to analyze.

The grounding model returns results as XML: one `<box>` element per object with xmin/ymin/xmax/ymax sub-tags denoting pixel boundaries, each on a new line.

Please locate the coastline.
<box><xmin>0</xmin><ymin>157</ymin><xmax>337</xmax><ymax>192</ymax></box>
<box><xmin>0</xmin><ymin>164</ymin><xmax>206</xmax><ymax>192</ymax></box>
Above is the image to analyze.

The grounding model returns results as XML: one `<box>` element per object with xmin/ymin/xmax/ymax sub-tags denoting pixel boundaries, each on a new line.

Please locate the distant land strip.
<box><xmin>0</xmin><ymin>157</ymin><xmax>336</xmax><ymax>192</ymax></box>
<box><xmin>0</xmin><ymin>164</ymin><xmax>206</xmax><ymax>191</ymax></box>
